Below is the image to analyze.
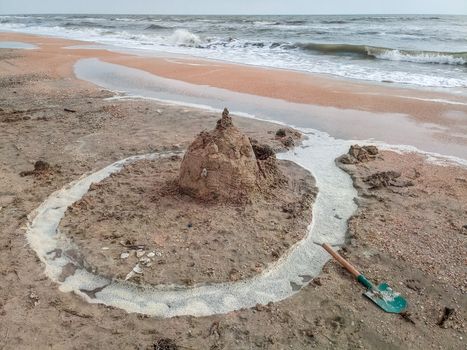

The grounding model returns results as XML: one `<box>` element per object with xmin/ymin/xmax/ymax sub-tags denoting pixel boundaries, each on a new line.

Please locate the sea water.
<box><xmin>1</xmin><ymin>14</ymin><xmax>466</xmax><ymax>89</ymax></box>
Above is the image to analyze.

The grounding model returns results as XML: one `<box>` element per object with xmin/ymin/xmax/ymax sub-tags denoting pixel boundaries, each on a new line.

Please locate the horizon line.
<box><xmin>1</xmin><ymin>12</ymin><xmax>466</xmax><ymax>16</ymax></box>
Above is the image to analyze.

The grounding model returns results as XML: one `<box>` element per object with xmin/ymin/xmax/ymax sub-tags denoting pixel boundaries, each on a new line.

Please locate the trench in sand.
<box><xmin>25</xmin><ymin>57</ymin><xmax>465</xmax><ymax>318</ymax></box>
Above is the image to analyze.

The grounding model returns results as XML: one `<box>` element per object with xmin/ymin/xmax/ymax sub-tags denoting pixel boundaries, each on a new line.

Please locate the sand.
<box><xmin>1</xmin><ymin>32</ymin><xmax>467</xmax><ymax>128</ymax></box>
<box><xmin>0</xmin><ymin>33</ymin><xmax>466</xmax><ymax>349</ymax></box>
<box><xmin>339</xmin><ymin>150</ymin><xmax>467</xmax><ymax>293</ymax></box>
<box><xmin>59</xmin><ymin>156</ymin><xmax>316</xmax><ymax>285</ymax></box>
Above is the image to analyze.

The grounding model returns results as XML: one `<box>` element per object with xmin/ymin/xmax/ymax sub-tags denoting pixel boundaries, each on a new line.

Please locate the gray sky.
<box><xmin>1</xmin><ymin>0</ymin><xmax>466</xmax><ymax>15</ymax></box>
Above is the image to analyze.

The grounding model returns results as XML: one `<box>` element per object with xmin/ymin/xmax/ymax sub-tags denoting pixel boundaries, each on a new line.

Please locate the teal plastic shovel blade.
<box><xmin>363</xmin><ymin>282</ymin><xmax>408</xmax><ymax>313</ymax></box>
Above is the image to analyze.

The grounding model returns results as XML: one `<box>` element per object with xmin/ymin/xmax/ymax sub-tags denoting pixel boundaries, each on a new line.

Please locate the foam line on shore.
<box><xmin>26</xmin><ymin>133</ymin><xmax>358</xmax><ymax>317</ymax></box>
<box><xmin>106</xmin><ymin>95</ymin><xmax>467</xmax><ymax>168</ymax></box>
<box><xmin>75</xmin><ymin>58</ymin><xmax>467</xmax><ymax>160</ymax></box>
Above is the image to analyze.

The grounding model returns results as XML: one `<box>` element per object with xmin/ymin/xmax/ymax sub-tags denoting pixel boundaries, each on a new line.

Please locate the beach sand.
<box><xmin>0</xmin><ymin>33</ymin><xmax>466</xmax><ymax>349</ymax></box>
<box><xmin>2</xmin><ymin>32</ymin><xmax>467</xmax><ymax>124</ymax></box>
<box><xmin>59</xmin><ymin>156</ymin><xmax>316</xmax><ymax>286</ymax></box>
<box><xmin>2</xmin><ymin>32</ymin><xmax>466</xmax><ymax>158</ymax></box>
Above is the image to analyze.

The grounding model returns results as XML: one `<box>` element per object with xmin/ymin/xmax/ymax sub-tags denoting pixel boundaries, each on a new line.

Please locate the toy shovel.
<box><xmin>322</xmin><ymin>243</ymin><xmax>408</xmax><ymax>313</ymax></box>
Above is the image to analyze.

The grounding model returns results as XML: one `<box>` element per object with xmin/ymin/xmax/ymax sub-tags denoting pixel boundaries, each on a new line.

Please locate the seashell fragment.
<box><xmin>139</xmin><ymin>256</ymin><xmax>151</xmax><ymax>265</ymax></box>
<box><xmin>125</xmin><ymin>271</ymin><xmax>135</xmax><ymax>280</ymax></box>
<box><xmin>132</xmin><ymin>264</ymin><xmax>143</xmax><ymax>274</ymax></box>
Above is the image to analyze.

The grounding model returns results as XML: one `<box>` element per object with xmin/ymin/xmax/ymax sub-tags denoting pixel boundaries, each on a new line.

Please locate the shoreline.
<box><xmin>66</xmin><ymin>41</ymin><xmax>467</xmax><ymax>97</ymax></box>
<box><xmin>2</xmin><ymin>32</ymin><xmax>467</xmax><ymax>110</ymax></box>
<box><xmin>75</xmin><ymin>57</ymin><xmax>467</xmax><ymax>159</ymax></box>
<box><xmin>1</xmin><ymin>32</ymin><xmax>466</xmax><ymax>160</ymax></box>
<box><xmin>2</xmin><ymin>27</ymin><xmax>467</xmax><ymax>93</ymax></box>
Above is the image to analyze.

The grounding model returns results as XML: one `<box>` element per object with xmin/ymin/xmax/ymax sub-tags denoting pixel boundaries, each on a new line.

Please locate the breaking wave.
<box><xmin>368</xmin><ymin>47</ymin><xmax>467</xmax><ymax>65</ymax></box>
<box><xmin>298</xmin><ymin>43</ymin><xmax>467</xmax><ymax>65</ymax></box>
<box><xmin>1</xmin><ymin>14</ymin><xmax>465</xmax><ymax>88</ymax></box>
<box><xmin>145</xmin><ymin>24</ymin><xmax>169</xmax><ymax>30</ymax></box>
<box><xmin>168</xmin><ymin>29</ymin><xmax>202</xmax><ymax>47</ymax></box>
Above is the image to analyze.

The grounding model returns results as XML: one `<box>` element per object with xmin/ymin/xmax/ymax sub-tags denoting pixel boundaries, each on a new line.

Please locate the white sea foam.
<box><xmin>372</xmin><ymin>49</ymin><xmax>466</xmax><ymax>65</ymax></box>
<box><xmin>168</xmin><ymin>29</ymin><xmax>202</xmax><ymax>47</ymax></box>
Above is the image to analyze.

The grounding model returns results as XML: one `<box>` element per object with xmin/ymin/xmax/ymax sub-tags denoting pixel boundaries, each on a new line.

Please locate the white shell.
<box><xmin>124</xmin><ymin>271</ymin><xmax>135</xmax><ymax>280</ymax></box>
<box><xmin>147</xmin><ymin>252</ymin><xmax>155</xmax><ymax>258</ymax></box>
<box><xmin>136</xmin><ymin>250</ymin><xmax>145</xmax><ymax>258</ymax></box>
<box><xmin>139</xmin><ymin>257</ymin><xmax>151</xmax><ymax>265</ymax></box>
<box><xmin>120</xmin><ymin>252</ymin><xmax>130</xmax><ymax>259</ymax></box>
<box><xmin>132</xmin><ymin>264</ymin><xmax>143</xmax><ymax>274</ymax></box>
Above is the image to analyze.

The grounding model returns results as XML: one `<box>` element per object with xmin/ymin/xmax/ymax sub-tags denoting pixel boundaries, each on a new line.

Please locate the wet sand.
<box><xmin>59</xmin><ymin>156</ymin><xmax>316</xmax><ymax>286</ymax></box>
<box><xmin>1</xmin><ymin>32</ymin><xmax>466</xmax><ymax>160</ymax></box>
<box><xmin>0</xmin><ymin>31</ymin><xmax>466</xmax><ymax>349</ymax></box>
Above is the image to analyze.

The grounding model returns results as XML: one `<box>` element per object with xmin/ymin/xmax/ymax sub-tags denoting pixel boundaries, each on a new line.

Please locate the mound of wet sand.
<box><xmin>337</xmin><ymin>144</ymin><xmax>379</xmax><ymax>164</ymax></box>
<box><xmin>19</xmin><ymin>160</ymin><xmax>53</xmax><ymax>177</ymax></box>
<box><xmin>179</xmin><ymin>108</ymin><xmax>260</xmax><ymax>203</ymax></box>
<box><xmin>178</xmin><ymin>108</ymin><xmax>291</xmax><ymax>204</ymax></box>
<box><xmin>275</xmin><ymin>127</ymin><xmax>301</xmax><ymax>148</ymax></box>
<box><xmin>60</xmin><ymin>113</ymin><xmax>316</xmax><ymax>285</ymax></box>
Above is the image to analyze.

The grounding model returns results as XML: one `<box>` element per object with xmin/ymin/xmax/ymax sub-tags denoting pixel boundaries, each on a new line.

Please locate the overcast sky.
<box><xmin>1</xmin><ymin>0</ymin><xmax>466</xmax><ymax>15</ymax></box>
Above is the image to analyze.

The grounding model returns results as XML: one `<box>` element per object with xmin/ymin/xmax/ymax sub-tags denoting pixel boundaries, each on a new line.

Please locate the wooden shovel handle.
<box><xmin>322</xmin><ymin>243</ymin><xmax>361</xmax><ymax>278</ymax></box>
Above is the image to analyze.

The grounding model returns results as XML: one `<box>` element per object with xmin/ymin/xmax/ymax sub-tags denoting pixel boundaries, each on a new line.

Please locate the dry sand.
<box><xmin>0</xmin><ymin>34</ymin><xmax>466</xmax><ymax>349</ymax></box>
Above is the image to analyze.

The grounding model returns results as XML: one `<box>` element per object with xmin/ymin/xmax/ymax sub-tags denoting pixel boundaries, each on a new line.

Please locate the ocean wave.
<box><xmin>201</xmin><ymin>39</ymin><xmax>291</xmax><ymax>50</ymax></box>
<box><xmin>298</xmin><ymin>43</ymin><xmax>467</xmax><ymax>65</ymax></box>
<box><xmin>298</xmin><ymin>43</ymin><xmax>369</xmax><ymax>55</ymax></box>
<box><xmin>145</xmin><ymin>24</ymin><xmax>169</xmax><ymax>30</ymax></box>
<box><xmin>367</xmin><ymin>47</ymin><xmax>467</xmax><ymax>65</ymax></box>
<box><xmin>321</xmin><ymin>20</ymin><xmax>348</xmax><ymax>24</ymax></box>
<box><xmin>282</xmin><ymin>20</ymin><xmax>307</xmax><ymax>25</ymax></box>
<box><xmin>63</xmin><ymin>21</ymin><xmax>115</xmax><ymax>29</ymax></box>
<box><xmin>168</xmin><ymin>29</ymin><xmax>202</xmax><ymax>47</ymax></box>
<box><xmin>1</xmin><ymin>15</ymin><xmax>465</xmax><ymax>88</ymax></box>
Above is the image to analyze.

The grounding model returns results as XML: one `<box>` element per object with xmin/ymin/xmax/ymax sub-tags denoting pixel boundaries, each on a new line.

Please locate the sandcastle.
<box><xmin>58</xmin><ymin>108</ymin><xmax>316</xmax><ymax>287</ymax></box>
<box><xmin>179</xmin><ymin>108</ymin><xmax>261</xmax><ymax>203</ymax></box>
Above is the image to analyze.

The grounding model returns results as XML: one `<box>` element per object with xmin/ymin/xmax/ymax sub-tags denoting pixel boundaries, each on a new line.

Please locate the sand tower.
<box><xmin>178</xmin><ymin>108</ymin><xmax>259</xmax><ymax>202</ymax></box>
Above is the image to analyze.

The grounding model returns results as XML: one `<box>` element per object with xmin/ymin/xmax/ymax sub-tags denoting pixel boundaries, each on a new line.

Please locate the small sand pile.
<box><xmin>19</xmin><ymin>160</ymin><xmax>54</xmax><ymax>177</ymax></box>
<box><xmin>275</xmin><ymin>128</ymin><xmax>302</xmax><ymax>148</ymax></box>
<box><xmin>179</xmin><ymin>108</ymin><xmax>278</xmax><ymax>203</ymax></box>
<box><xmin>363</xmin><ymin>170</ymin><xmax>415</xmax><ymax>189</ymax></box>
<box><xmin>338</xmin><ymin>144</ymin><xmax>379</xmax><ymax>164</ymax></box>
